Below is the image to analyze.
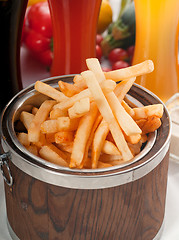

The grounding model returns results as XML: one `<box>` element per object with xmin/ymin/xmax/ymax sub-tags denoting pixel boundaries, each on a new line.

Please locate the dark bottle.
<box><xmin>0</xmin><ymin>0</ymin><xmax>28</xmax><ymax>111</ymax></box>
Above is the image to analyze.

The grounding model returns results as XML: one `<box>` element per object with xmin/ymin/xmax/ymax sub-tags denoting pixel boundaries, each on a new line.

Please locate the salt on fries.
<box><xmin>16</xmin><ymin>58</ymin><xmax>163</xmax><ymax>169</ymax></box>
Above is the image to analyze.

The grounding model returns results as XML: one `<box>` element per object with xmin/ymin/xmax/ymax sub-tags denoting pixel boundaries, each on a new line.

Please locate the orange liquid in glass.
<box><xmin>133</xmin><ymin>0</ymin><xmax>179</xmax><ymax>102</ymax></box>
<box><xmin>48</xmin><ymin>0</ymin><xmax>102</xmax><ymax>76</ymax></box>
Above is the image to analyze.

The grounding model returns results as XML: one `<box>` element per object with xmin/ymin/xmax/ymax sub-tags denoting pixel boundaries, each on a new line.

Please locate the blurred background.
<box><xmin>21</xmin><ymin>0</ymin><xmax>135</xmax><ymax>87</ymax></box>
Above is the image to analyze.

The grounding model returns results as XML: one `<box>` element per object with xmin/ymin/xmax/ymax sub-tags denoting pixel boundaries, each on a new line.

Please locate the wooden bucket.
<box><xmin>0</xmin><ymin>76</ymin><xmax>171</xmax><ymax>240</ymax></box>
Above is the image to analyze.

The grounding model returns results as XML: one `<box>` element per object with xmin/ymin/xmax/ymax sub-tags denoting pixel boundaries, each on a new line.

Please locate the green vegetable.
<box><xmin>118</xmin><ymin>0</ymin><xmax>133</xmax><ymax>18</ymax></box>
<box><xmin>101</xmin><ymin>0</ymin><xmax>135</xmax><ymax>56</ymax></box>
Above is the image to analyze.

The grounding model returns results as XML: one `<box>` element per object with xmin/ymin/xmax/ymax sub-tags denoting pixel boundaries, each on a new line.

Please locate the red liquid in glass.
<box><xmin>48</xmin><ymin>0</ymin><xmax>102</xmax><ymax>76</ymax></box>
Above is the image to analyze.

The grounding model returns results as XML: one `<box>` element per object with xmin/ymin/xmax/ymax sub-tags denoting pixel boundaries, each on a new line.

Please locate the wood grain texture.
<box><xmin>4</xmin><ymin>150</ymin><xmax>169</xmax><ymax>240</ymax></box>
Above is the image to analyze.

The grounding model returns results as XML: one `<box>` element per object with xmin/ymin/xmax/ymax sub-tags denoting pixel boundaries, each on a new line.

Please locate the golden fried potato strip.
<box><xmin>70</xmin><ymin>102</ymin><xmax>98</xmax><ymax>168</ymax></box>
<box><xmin>81</xmin><ymin>70</ymin><xmax>133</xmax><ymax>162</ymax></box>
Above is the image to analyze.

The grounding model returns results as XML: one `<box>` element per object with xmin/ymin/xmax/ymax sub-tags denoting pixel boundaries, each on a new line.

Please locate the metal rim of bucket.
<box><xmin>0</xmin><ymin>75</ymin><xmax>172</xmax><ymax>189</ymax></box>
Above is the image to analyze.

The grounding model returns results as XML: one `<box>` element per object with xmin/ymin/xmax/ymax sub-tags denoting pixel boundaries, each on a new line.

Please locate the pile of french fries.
<box><xmin>16</xmin><ymin>58</ymin><xmax>163</xmax><ymax>169</ymax></box>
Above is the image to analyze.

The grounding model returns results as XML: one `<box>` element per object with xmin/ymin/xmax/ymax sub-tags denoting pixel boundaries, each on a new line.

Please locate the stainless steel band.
<box><xmin>1</xmin><ymin>139</ymin><xmax>169</xmax><ymax>190</ymax></box>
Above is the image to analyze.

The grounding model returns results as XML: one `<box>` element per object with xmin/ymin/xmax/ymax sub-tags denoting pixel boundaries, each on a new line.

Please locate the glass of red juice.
<box><xmin>48</xmin><ymin>0</ymin><xmax>102</xmax><ymax>76</ymax></box>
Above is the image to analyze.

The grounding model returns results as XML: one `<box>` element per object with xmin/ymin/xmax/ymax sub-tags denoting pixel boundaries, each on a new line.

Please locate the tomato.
<box><xmin>127</xmin><ymin>45</ymin><xmax>135</xmax><ymax>63</ymax></box>
<box><xmin>96</xmin><ymin>44</ymin><xmax>102</xmax><ymax>61</ymax></box>
<box><xmin>23</xmin><ymin>2</ymin><xmax>53</xmax><ymax>67</ymax></box>
<box><xmin>24</xmin><ymin>28</ymin><xmax>51</xmax><ymax>53</ymax></box>
<box><xmin>108</xmin><ymin>48</ymin><xmax>129</xmax><ymax>63</ymax></box>
<box><xmin>27</xmin><ymin>2</ymin><xmax>52</xmax><ymax>38</ymax></box>
<box><xmin>36</xmin><ymin>49</ymin><xmax>53</xmax><ymax>66</ymax></box>
<box><xmin>96</xmin><ymin>34</ymin><xmax>103</xmax><ymax>46</ymax></box>
<box><xmin>112</xmin><ymin>60</ymin><xmax>130</xmax><ymax>70</ymax></box>
<box><xmin>102</xmin><ymin>66</ymin><xmax>112</xmax><ymax>72</ymax></box>
<box><xmin>127</xmin><ymin>45</ymin><xmax>135</xmax><ymax>57</ymax></box>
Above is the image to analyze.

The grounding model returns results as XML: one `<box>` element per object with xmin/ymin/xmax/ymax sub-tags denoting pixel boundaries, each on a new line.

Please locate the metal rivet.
<box><xmin>0</xmin><ymin>152</ymin><xmax>13</xmax><ymax>187</ymax></box>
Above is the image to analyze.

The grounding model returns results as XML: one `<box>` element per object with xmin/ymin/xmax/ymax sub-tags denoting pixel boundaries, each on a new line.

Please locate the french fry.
<box><xmin>86</xmin><ymin>58</ymin><xmax>106</xmax><ymax>83</ymax></box>
<box><xmin>133</xmin><ymin>104</ymin><xmax>164</xmax><ymax>120</ymax></box>
<box><xmin>86</xmin><ymin>59</ymin><xmax>138</xmax><ymax>150</ymax></box>
<box><xmin>82</xmin><ymin>113</ymin><xmax>102</xmax><ymax>168</ymax></box>
<box><xmin>47</xmin><ymin>143</ymin><xmax>70</xmax><ymax>162</ymax></box>
<box><xmin>17</xmin><ymin>57</ymin><xmax>164</xmax><ymax>169</ymax></box>
<box><xmin>114</xmin><ymin>77</ymin><xmax>136</xmax><ymax>102</ymax></box>
<box><xmin>86</xmin><ymin>58</ymin><xmax>140</xmax><ymax>136</ymax></box>
<box><xmin>28</xmin><ymin>100</ymin><xmax>56</xmax><ymax>142</ymax></box>
<box><xmin>57</xmin><ymin>117</ymin><xmax>79</xmax><ymax>131</ymax></box>
<box><xmin>46</xmin><ymin>133</ymin><xmax>55</xmax><ymax>143</ymax></box>
<box><xmin>128</xmin><ymin>142</ymin><xmax>142</xmax><ymax>156</ymax></box>
<box><xmin>26</xmin><ymin>145</ymin><xmax>38</xmax><ymax>156</ymax></box>
<box><xmin>55</xmin><ymin>131</ymin><xmax>74</xmax><ymax>144</ymax></box>
<box><xmin>41</xmin><ymin>119</ymin><xmax>58</xmax><ymax>134</ymax></box>
<box><xmin>33</xmin><ymin>133</ymin><xmax>46</xmax><ymax>148</ymax></box>
<box><xmin>86</xmin><ymin>58</ymin><xmax>138</xmax><ymax>102</ymax></box>
<box><xmin>73</xmin><ymin>74</ymin><xmax>85</xmax><ymax>85</ymax></box>
<box><xmin>97</xmin><ymin>161</ymin><xmax>112</xmax><ymax>168</ymax></box>
<box><xmin>100</xmin><ymin>79</ymin><xmax>116</xmax><ymax>93</ymax></box>
<box><xmin>86</xmin><ymin>58</ymin><xmax>141</xmax><ymax>149</ymax></box>
<box><xmin>39</xmin><ymin>145</ymin><xmax>68</xmax><ymax>167</ymax></box>
<box><xmin>53</xmin><ymin>89</ymin><xmax>92</xmax><ymax>110</ymax></box>
<box><xmin>105</xmin><ymin>91</ymin><xmax>142</xmax><ymax>136</ymax></box>
<box><xmin>58</xmin><ymin>80</ymin><xmax>85</xmax><ymax>97</ymax></box>
<box><xmin>57</xmin><ymin>142</ymin><xmax>73</xmax><ymax>154</ymax></box>
<box><xmin>20</xmin><ymin>111</ymin><xmax>34</xmax><ymax>130</ymax></box>
<box><xmin>50</xmin><ymin>108</ymin><xmax>68</xmax><ymax>119</ymax></box>
<box><xmin>35</xmin><ymin>80</ymin><xmax>68</xmax><ymax>102</ymax></box>
<box><xmin>121</xmin><ymin>100</ymin><xmax>135</xmax><ymax>117</ymax></box>
<box><xmin>102</xmin><ymin>140</ymin><xmax>121</xmax><ymax>155</ymax></box>
<box><xmin>41</xmin><ymin>117</ymin><xmax>79</xmax><ymax>134</ymax></box>
<box><xmin>104</xmin><ymin>60</ymin><xmax>154</xmax><ymax>81</ymax></box>
<box><xmin>17</xmin><ymin>132</ymin><xmax>30</xmax><ymax>146</ymax></box>
<box><xmin>124</xmin><ymin>133</ymin><xmax>141</xmax><ymax>144</ymax></box>
<box><xmin>32</xmin><ymin>107</ymin><xmax>38</xmax><ymax>115</ymax></box>
<box><xmin>100</xmin><ymin>155</ymin><xmax>124</xmax><ymax>165</ymax></box>
<box><xmin>83</xmin><ymin>158</ymin><xmax>92</xmax><ymax>169</ymax></box>
<box><xmin>92</xmin><ymin>119</ymin><xmax>109</xmax><ymax>168</ymax></box>
<box><xmin>136</xmin><ymin>116</ymin><xmax>161</xmax><ymax>134</ymax></box>
<box><xmin>68</xmin><ymin>97</ymin><xmax>90</xmax><ymax>119</ymax></box>
<box><xmin>82</xmin><ymin>58</ymin><xmax>116</xmax><ymax>90</ymax></box>
<box><xmin>85</xmin><ymin>60</ymin><xmax>114</xmax><ymax>167</ymax></box>
<box><xmin>53</xmin><ymin>80</ymin><xmax>116</xmax><ymax>111</ymax></box>
<box><xmin>81</xmin><ymin>70</ymin><xmax>133</xmax><ymax>162</ymax></box>
<box><xmin>70</xmin><ymin>102</ymin><xmax>98</xmax><ymax>168</ymax></box>
<box><xmin>106</xmin><ymin>132</ymin><xmax>115</xmax><ymax>144</ymax></box>
<box><xmin>140</xmin><ymin>134</ymin><xmax>148</xmax><ymax>143</ymax></box>
<box><xmin>109</xmin><ymin>160</ymin><xmax>124</xmax><ymax>166</ymax></box>
<box><xmin>99</xmin><ymin>153</ymin><xmax>123</xmax><ymax>163</ymax></box>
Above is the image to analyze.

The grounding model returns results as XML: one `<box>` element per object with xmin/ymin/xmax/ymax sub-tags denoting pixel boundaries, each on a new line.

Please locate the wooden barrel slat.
<box><xmin>4</xmin><ymin>150</ymin><xmax>169</xmax><ymax>240</ymax></box>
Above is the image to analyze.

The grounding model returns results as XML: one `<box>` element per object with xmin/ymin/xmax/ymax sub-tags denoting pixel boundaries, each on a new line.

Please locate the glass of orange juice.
<box><xmin>132</xmin><ymin>0</ymin><xmax>179</xmax><ymax>102</ymax></box>
<box><xmin>47</xmin><ymin>0</ymin><xmax>102</xmax><ymax>76</ymax></box>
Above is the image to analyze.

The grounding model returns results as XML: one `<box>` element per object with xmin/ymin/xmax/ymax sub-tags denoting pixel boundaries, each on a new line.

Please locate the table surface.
<box><xmin>1</xmin><ymin>1</ymin><xmax>179</xmax><ymax>239</ymax></box>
